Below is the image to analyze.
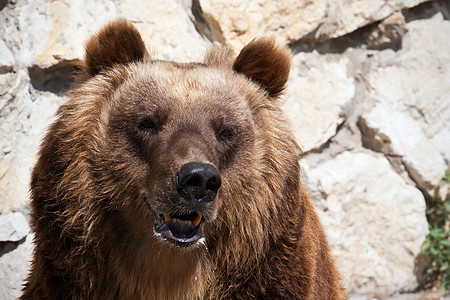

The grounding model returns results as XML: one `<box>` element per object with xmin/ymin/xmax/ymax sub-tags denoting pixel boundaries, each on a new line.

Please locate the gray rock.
<box><xmin>316</xmin><ymin>0</ymin><xmax>426</xmax><ymax>40</ymax></box>
<box><xmin>363</xmin><ymin>11</ymin><xmax>407</xmax><ymax>49</ymax></box>
<box><xmin>197</xmin><ymin>0</ymin><xmax>427</xmax><ymax>52</ymax></box>
<box><xmin>0</xmin><ymin>212</ymin><xmax>29</xmax><ymax>242</ymax></box>
<box><xmin>302</xmin><ymin>151</ymin><xmax>428</xmax><ymax>296</ymax></box>
<box><xmin>360</xmin><ymin>13</ymin><xmax>450</xmax><ymax>198</ymax></box>
<box><xmin>0</xmin><ymin>40</ymin><xmax>15</xmax><ymax>72</ymax></box>
<box><xmin>0</xmin><ymin>69</ymin><xmax>66</xmax><ymax>215</ymax></box>
<box><xmin>0</xmin><ymin>235</ymin><xmax>33</xmax><ymax>300</ymax></box>
<box><xmin>2</xmin><ymin>0</ymin><xmax>117</xmax><ymax>67</ymax></box>
<box><xmin>282</xmin><ymin>52</ymin><xmax>355</xmax><ymax>153</ymax></box>
<box><xmin>119</xmin><ymin>0</ymin><xmax>210</xmax><ymax>62</ymax></box>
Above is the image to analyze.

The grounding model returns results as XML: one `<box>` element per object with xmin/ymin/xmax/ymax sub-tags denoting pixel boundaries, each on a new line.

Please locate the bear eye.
<box><xmin>216</xmin><ymin>126</ymin><xmax>235</xmax><ymax>142</ymax></box>
<box><xmin>139</xmin><ymin>117</ymin><xmax>160</xmax><ymax>134</ymax></box>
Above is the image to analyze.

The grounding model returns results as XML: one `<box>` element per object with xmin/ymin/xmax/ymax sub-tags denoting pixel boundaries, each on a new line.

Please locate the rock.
<box><xmin>315</xmin><ymin>0</ymin><xmax>426</xmax><ymax>40</ymax></box>
<box><xmin>282</xmin><ymin>52</ymin><xmax>355</xmax><ymax>153</ymax></box>
<box><xmin>0</xmin><ymin>69</ymin><xmax>66</xmax><ymax>214</ymax></box>
<box><xmin>359</xmin><ymin>108</ymin><xmax>446</xmax><ymax>199</ymax></box>
<box><xmin>0</xmin><ymin>212</ymin><xmax>29</xmax><ymax>242</ymax></box>
<box><xmin>0</xmin><ymin>0</ymin><xmax>209</xmax><ymax>68</ymax></box>
<box><xmin>0</xmin><ymin>235</ymin><xmax>33</xmax><ymax>300</ymax></box>
<box><xmin>197</xmin><ymin>0</ymin><xmax>427</xmax><ymax>52</ymax></box>
<box><xmin>363</xmin><ymin>11</ymin><xmax>407</xmax><ymax>49</ymax></box>
<box><xmin>349</xmin><ymin>290</ymin><xmax>448</xmax><ymax>300</ymax></box>
<box><xmin>359</xmin><ymin>13</ymin><xmax>450</xmax><ymax>198</ymax></box>
<box><xmin>0</xmin><ymin>40</ymin><xmax>15</xmax><ymax>72</ymax></box>
<box><xmin>119</xmin><ymin>0</ymin><xmax>210</xmax><ymax>62</ymax></box>
<box><xmin>197</xmin><ymin>0</ymin><xmax>326</xmax><ymax>52</ymax></box>
<box><xmin>0</xmin><ymin>70</ymin><xmax>29</xmax><ymax>214</ymax></box>
<box><xmin>302</xmin><ymin>151</ymin><xmax>428</xmax><ymax>295</ymax></box>
<box><xmin>0</xmin><ymin>0</ymin><xmax>117</xmax><ymax>68</ymax></box>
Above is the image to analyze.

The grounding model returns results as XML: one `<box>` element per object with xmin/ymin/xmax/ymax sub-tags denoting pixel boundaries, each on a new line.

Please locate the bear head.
<box><xmin>46</xmin><ymin>19</ymin><xmax>296</xmax><ymax>250</ymax></box>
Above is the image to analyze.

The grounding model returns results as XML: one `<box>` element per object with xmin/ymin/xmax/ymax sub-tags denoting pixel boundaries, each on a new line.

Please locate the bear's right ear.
<box><xmin>84</xmin><ymin>19</ymin><xmax>149</xmax><ymax>76</ymax></box>
<box><xmin>233</xmin><ymin>38</ymin><xmax>291</xmax><ymax>98</ymax></box>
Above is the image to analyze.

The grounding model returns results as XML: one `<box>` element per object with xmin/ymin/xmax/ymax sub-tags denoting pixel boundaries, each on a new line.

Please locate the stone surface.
<box><xmin>315</xmin><ymin>0</ymin><xmax>426</xmax><ymax>40</ymax></box>
<box><xmin>0</xmin><ymin>0</ymin><xmax>208</xmax><ymax>68</ymax></box>
<box><xmin>0</xmin><ymin>0</ymin><xmax>117</xmax><ymax>68</ymax></box>
<box><xmin>0</xmin><ymin>40</ymin><xmax>15</xmax><ymax>72</ymax></box>
<box><xmin>198</xmin><ymin>0</ymin><xmax>326</xmax><ymax>52</ymax></box>
<box><xmin>302</xmin><ymin>151</ymin><xmax>428</xmax><ymax>295</ymax></box>
<box><xmin>119</xmin><ymin>0</ymin><xmax>210</xmax><ymax>62</ymax></box>
<box><xmin>0</xmin><ymin>212</ymin><xmax>29</xmax><ymax>242</ymax></box>
<box><xmin>363</xmin><ymin>11</ymin><xmax>407</xmax><ymax>49</ymax></box>
<box><xmin>0</xmin><ymin>69</ymin><xmax>66</xmax><ymax>215</ymax></box>
<box><xmin>349</xmin><ymin>290</ymin><xmax>449</xmax><ymax>300</ymax></box>
<box><xmin>197</xmin><ymin>0</ymin><xmax>427</xmax><ymax>52</ymax></box>
<box><xmin>0</xmin><ymin>236</ymin><xmax>33</xmax><ymax>300</ymax></box>
<box><xmin>282</xmin><ymin>52</ymin><xmax>355</xmax><ymax>153</ymax></box>
<box><xmin>359</xmin><ymin>13</ymin><xmax>450</xmax><ymax>198</ymax></box>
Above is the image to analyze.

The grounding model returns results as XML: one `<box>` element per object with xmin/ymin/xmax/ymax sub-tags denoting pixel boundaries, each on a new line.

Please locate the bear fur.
<box><xmin>22</xmin><ymin>19</ymin><xmax>347</xmax><ymax>299</ymax></box>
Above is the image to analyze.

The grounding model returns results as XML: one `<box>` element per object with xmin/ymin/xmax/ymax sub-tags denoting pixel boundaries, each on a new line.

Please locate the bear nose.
<box><xmin>176</xmin><ymin>162</ymin><xmax>221</xmax><ymax>203</ymax></box>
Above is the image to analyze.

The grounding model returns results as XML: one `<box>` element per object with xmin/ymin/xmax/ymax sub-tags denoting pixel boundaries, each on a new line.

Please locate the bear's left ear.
<box><xmin>233</xmin><ymin>38</ymin><xmax>291</xmax><ymax>98</ymax></box>
<box><xmin>84</xmin><ymin>19</ymin><xmax>149</xmax><ymax>76</ymax></box>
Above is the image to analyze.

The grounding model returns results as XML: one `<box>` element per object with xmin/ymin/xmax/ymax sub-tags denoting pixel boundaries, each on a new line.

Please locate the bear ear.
<box><xmin>233</xmin><ymin>38</ymin><xmax>291</xmax><ymax>98</ymax></box>
<box><xmin>84</xmin><ymin>19</ymin><xmax>149</xmax><ymax>76</ymax></box>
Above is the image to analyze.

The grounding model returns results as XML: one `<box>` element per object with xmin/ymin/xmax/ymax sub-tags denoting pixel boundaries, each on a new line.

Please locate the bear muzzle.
<box><xmin>151</xmin><ymin>162</ymin><xmax>221</xmax><ymax>248</ymax></box>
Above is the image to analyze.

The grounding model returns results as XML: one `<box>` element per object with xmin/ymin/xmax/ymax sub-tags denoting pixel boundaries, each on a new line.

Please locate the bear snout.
<box><xmin>175</xmin><ymin>162</ymin><xmax>221</xmax><ymax>204</ymax></box>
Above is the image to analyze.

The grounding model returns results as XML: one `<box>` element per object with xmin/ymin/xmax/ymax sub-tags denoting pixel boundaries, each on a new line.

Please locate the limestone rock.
<box><xmin>363</xmin><ymin>11</ymin><xmax>407</xmax><ymax>49</ymax></box>
<box><xmin>0</xmin><ymin>0</ymin><xmax>209</xmax><ymax>68</ymax></box>
<box><xmin>282</xmin><ymin>52</ymin><xmax>355</xmax><ymax>153</ymax></box>
<box><xmin>119</xmin><ymin>0</ymin><xmax>210</xmax><ymax>62</ymax></box>
<box><xmin>0</xmin><ymin>40</ymin><xmax>15</xmax><ymax>72</ymax></box>
<box><xmin>360</xmin><ymin>13</ymin><xmax>450</xmax><ymax>198</ymax></box>
<box><xmin>197</xmin><ymin>0</ymin><xmax>326</xmax><ymax>52</ymax></box>
<box><xmin>0</xmin><ymin>0</ymin><xmax>117</xmax><ymax>68</ymax></box>
<box><xmin>0</xmin><ymin>235</ymin><xmax>33</xmax><ymax>300</ymax></box>
<box><xmin>302</xmin><ymin>151</ymin><xmax>428</xmax><ymax>295</ymax></box>
<box><xmin>0</xmin><ymin>212</ymin><xmax>29</xmax><ymax>242</ymax></box>
<box><xmin>0</xmin><ymin>70</ymin><xmax>66</xmax><ymax>214</ymax></box>
<box><xmin>197</xmin><ymin>0</ymin><xmax>427</xmax><ymax>52</ymax></box>
<box><xmin>315</xmin><ymin>0</ymin><xmax>426</xmax><ymax>40</ymax></box>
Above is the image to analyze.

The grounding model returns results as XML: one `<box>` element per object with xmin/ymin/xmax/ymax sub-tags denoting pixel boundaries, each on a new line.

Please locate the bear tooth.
<box><xmin>169</xmin><ymin>217</ymin><xmax>196</xmax><ymax>226</ymax></box>
<box><xmin>163</xmin><ymin>213</ymin><xmax>172</xmax><ymax>223</ymax></box>
<box><xmin>192</xmin><ymin>214</ymin><xmax>202</xmax><ymax>227</ymax></box>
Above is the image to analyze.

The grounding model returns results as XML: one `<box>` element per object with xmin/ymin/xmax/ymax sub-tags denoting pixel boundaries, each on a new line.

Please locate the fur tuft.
<box><xmin>204</xmin><ymin>44</ymin><xmax>233</xmax><ymax>68</ymax></box>
<box><xmin>233</xmin><ymin>38</ymin><xmax>291</xmax><ymax>98</ymax></box>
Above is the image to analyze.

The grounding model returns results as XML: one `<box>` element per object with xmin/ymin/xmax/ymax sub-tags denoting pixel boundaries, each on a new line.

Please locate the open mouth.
<box><xmin>153</xmin><ymin>212</ymin><xmax>205</xmax><ymax>247</ymax></box>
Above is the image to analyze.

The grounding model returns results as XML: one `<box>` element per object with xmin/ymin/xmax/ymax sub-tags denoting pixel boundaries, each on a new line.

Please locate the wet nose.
<box><xmin>176</xmin><ymin>162</ymin><xmax>221</xmax><ymax>203</ymax></box>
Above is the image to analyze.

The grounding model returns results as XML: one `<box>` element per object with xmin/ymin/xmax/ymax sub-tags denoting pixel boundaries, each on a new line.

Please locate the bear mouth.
<box><xmin>153</xmin><ymin>212</ymin><xmax>205</xmax><ymax>248</ymax></box>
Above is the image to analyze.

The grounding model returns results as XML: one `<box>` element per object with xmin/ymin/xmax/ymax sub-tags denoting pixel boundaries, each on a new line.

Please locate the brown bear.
<box><xmin>22</xmin><ymin>19</ymin><xmax>346</xmax><ymax>299</ymax></box>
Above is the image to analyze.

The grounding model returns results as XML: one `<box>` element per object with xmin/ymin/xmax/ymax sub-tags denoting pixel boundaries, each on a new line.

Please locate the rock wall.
<box><xmin>0</xmin><ymin>0</ymin><xmax>449</xmax><ymax>299</ymax></box>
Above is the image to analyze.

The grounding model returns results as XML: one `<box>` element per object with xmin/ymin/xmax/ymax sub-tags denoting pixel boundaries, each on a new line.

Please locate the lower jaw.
<box><xmin>153</xmin><ymin>217</ymin><xmax>206</xmax><ymax>248</ymax></box>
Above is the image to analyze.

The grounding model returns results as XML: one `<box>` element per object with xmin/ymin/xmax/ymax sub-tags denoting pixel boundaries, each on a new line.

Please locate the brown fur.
<box><xmin>84</xmin><ymin>19</ymin><xmax>149</xmax><ymax>76</ymax></box>
<box><xmin>22</xmin><ymin>20</ymin><xmax>347</xmax><ymax>299</ymax></box>
<box><xmin>233</xmin><ymin>38</ymin><xmax>291</xmax><ymax>98</ymax></box>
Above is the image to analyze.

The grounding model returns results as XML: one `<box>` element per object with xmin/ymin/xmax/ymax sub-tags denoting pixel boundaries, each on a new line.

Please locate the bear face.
<box><xmin>101</xmin><ymin>63</ymin><xmax>258</xmax><ymax>247</ymax></box>
<box><xmin>80</xmin><ymin>19</ymin><xmax>292</xmax><ymax>249</ymax></box>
